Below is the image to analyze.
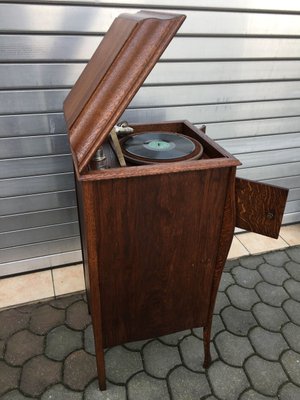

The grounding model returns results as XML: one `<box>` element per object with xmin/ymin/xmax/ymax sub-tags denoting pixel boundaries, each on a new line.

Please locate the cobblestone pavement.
<box><xmin>1</xmin><ymin>246</ymin><xmax>300</xmax><ymax>399</ymax></box>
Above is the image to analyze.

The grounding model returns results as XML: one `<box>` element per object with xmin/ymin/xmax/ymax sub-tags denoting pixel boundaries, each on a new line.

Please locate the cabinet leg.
<box><xmin>202</xmin><ymin>168</ymin><xmax>236</xmax><ymax>369</ymax></box>
<box><xmin>92</xmin><ymin>319</ymin><xmax>106</xmax><ymax>390</ymax></box>
<box><xmin>203</xmin><ymin>323</ymin><xmax>212</xmax><ymax>368</ymax></box>
<box><xmin>98</xmin><ymin>373</ymin><xmax>107</xmax><ymax>391</ymax></box>
<box><xmin>95</xmin><ymin>347</ymin><xmax>106</xmax><ymax>391</ymax></box>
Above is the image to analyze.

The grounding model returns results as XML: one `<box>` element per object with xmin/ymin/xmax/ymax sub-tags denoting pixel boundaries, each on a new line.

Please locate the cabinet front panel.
<box><xmin>93</xmin><ymin>168</ymin><xmax>230</xmax><ymax>346</ymax></box>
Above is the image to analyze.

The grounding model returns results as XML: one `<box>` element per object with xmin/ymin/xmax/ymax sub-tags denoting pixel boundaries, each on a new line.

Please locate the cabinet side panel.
<box><xmin>75</xmin><ymin>178</ymin><xmax>90</xmax><ymax>301</ymax></box>
<box><xmin>94</xmin><ymin>169</ymin><xmax>229</xmax><ymax>347</ymax></box>
<box><xmin>203</xmin><ymin>167</ymin><xmax>236</xmax><ymax>366</ymax></box>
<box><xmin>80</xmin><ymin>181</ymin><xmax>106</xmax><ymax>388</ymax></box>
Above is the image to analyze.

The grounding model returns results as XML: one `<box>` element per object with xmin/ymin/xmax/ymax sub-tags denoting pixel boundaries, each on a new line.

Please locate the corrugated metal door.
<box><xmin>1</xmin><ymin>0</ymin><xmax>300</xmax><ymax>276</ymax></box>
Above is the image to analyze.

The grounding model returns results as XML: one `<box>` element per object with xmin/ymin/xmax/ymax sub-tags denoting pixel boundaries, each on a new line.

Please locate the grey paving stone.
<box><xmin>0</xmin><ymin>361</ymin><xmax>20</xmax><ymax>396</ymax></box>
<box><xmin>180</xmin><ymin>335</ymin><xmax>217</xmax><ymax>372</ymax></box>
<box><xmin>0</xmin><ymin>340</ymin><xmax>4</xmax><ymax>359</ymax></box>
<box><xmin>50</xmin><ymin>294</ymin><xmax>83</xmax><ymax>309</ymax></box>
<box><xmin>208</xmin><ymin>360</ymin><xmax>249</xmax><ymax>400</ymax></box>
<box><xmin>124</xmin><ymin>339</ymin><xmax>150</xmax><ymax>351</ymax></box>
<box><xmin>1</xmin><ymin>390</ymin><xmax>32</xmax><ymax>400</ymax></box>
<box><xmin>245</xmin><ymin>355</ymin><xmax>287</xmax><ymax>396</ymax></box>
<box><xmin>193</xmin><ymin>315</ymin><xmax>225</xmax><ymax>339</ymax></box>
<box><xmin>281</xmin><ymin>350</ymin><xmax>300</xmax><ymax>385</ymax></box>
<box><xmin>240</xmin><ymin>255</ymin><xmax>264</xmax><ymax>270</ymax></box>
<box><xmin>215</xmin><ymin>331</ymin><xmax>253</xmax><ymax>366</ymax></box>
<box><xmin>258</xmin><ymin>263</ymin><xmax>290</xmax><ymax>286</ymax></box>
<box><xmin>84</xmin><ymin>324</ymin><xmax>96</xmax><ymax>355</ymax></box>
<box><xmin>284</xmin><ymin>279</ymin><xmax>300</xmax><ymax>301</ymax></box>
<box><xmin>84</xmin><ymin>380</ymin><xmax>126</xmax><ymax>400</ymax></box>
<box><xmin>64</xmin><ymin>350</ymin><xmax>97</xmax><ymax>391</ymax></box>
<box><xmin>240</xmin><ymin>389</ymin><xmax>276</xmax><ymax>400</ymax></box>
<box><xmin>249</xmin><ymin>327</ymin><xmax>288</xmax><ymax>360</ymax></box>
<box><xmin>29</xmin><ymin>305</ymin><xmax>65</xmax><ymax>335</ymax></box>
<box><xmin>255</xmin><ymin>281</ymin><xmax>289</xmax><ymax>306</ymax></box>
<box><xmin>4</xmin><ymin>252</ymin><xmax>300</xmax><ymax>400</ymax></box>
<box><xmin>41</xmin><ymin>383</ymin><xmax>82</xmax><ymax>400</ymax></box>
<box><xmin>279</xmin><ymin>382</ymin><xmax>300</xmax><ymax>400</ymax></box>
<box><xmin>232</xmin><ymin>266</ymin><xmax>262</xmax><ymax>288</ymax></box>
<box><xmin>221</xmin><ymin>306</ymin><xmax>257</xmax><ymax>336</ymax></box>
<box><xmin>252</xmin><ymin>303</ymin><xmax>289</xmax><ymax>331</ymax></box>
<box><xmin>214</xmin><ymin>292</ymin><xmax>230</xmax><ymax>314</ymax></box>
<box><xmin>20</xmin><ymin>355</ymin><xmax>61</xmax><ymax>397</ymax></box>
<box><xmin>219</xmin><ymin>272</ymin><xmax>234</xmax><ymax>291</ymax></box>
<box><xmin>66</xmin><ymin>300</ymin><xmax>91</xmax><ymax>331</ymax></box>
<box><xmin>168</xmin><ymin>366</ymin><xmax>211</xmax><ymax>400</ymax></box>
<box><xmin>264</xmin><ymin>250</ymin><xmax>290</xmax><ymax>267</ymax></box>
<box><xmin>224</xmin><ymin>259</ymin><xmax>240</xmax><ymax>271</ymax></box>
<box><xmin>285</xmin><ymin>261</ymin><xmax>300</xmax><ymax>281</ymax></box>
<box><xmin>159</xmin><ymin>329</ymin><xmax>190</xmax><ymax>346</ymax></box>
<box><xmin>105</xmin><ymin>346</ymin><xmax>143</xmax><ymax>384</ymax></box>
<box><xmin>143</xmin><ymin>340</ymin><xmax>181</xmax><ymax>378</ymax></box>
<box><xmin>45</xmin><ymin>325</ymin><xmax>82</xmax><ymax>361</ymax></box>
<box><xmin>5</xmin><ymin>329</ymin><xmax>44</xmax><ymax>366</ymax></box>
<box><xmin>0</xmin><ymin>309</ymin><xmax>30</xmax><ymax>340</ymax></box>
<box><xmin>82</xmin><ymin>294</ymin><xmax>89</xmax><ymax>306</ymax></box>
<box><xmin>283</xmin><ymin>299</ymin><xmax>300</xmax><ymax>325</ymax></box>
<box><xmin>286</xmin><ymin>246</ymin><xmax>300</xmax><ymax>264</ymax></box>
<box><xmin>226</xmin><ymin>285</ymin><xmax>259</xmax><ymax>310</ymax></box>
<box><xmin>17</xmin><ymin>303</ymin><xmax>39</xmax><ymax>315</ymax></box>
<box><xmin>282</xmin><ymin>323</ymin><xmax>300</xmax><ymax>353</ymax></box>
<box><xmin>127</xmin><ymin>371</ymin><xmax>170</xmax><ymax>400</ymax></box>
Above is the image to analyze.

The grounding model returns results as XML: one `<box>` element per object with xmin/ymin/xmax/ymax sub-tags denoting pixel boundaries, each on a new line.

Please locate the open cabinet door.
<box><xmin>235</xmin><ymin>178</ymin><xmax>288</xmax><ymax>239</ymax></box>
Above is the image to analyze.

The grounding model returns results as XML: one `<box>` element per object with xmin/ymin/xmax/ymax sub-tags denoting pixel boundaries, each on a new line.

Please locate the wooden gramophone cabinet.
<box><xmin>63</xmin><ymin>11</ymin><xmax>288</xmax><ymax>390</ymax></box>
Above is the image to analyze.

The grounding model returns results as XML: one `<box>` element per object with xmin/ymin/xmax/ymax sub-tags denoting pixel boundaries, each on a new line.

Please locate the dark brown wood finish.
<box><xmin>235</xmin><ymin>177</ymin><xmax>288</xmax><ymax>238</ymax></box>
<box><xmin>64</xmin><ymin>11</ymin><xmax>186</xmax><ymax>173</ymax></box>
<box><xmin>203</xmin><ymin>167</ymin><xmax>236</xmax><ymax>367</ymax></box>
<box><xmin>93</xmin><ymin>168</ymin><xmax>230</xmax><ymax>347</ymax></box>
<box><xmin>79</xmin><ymin>181</ymin><xmax>107</xmax><ymax>389</ymax></box>
<box><xmin>65</xmin><ymin>11</ymin><xmax>288</xmax><ymax>391</ymax></box>
<box><xmin>77</xmin><ymin>151</ymin><xmax>235</xmax><ymax>389</ymax></box>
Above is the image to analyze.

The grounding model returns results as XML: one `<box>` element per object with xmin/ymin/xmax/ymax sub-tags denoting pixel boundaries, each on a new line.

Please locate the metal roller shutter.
<box><xmin>1</xmin><ymin>0</ymin><xmax>300</xmax><ymax>276</ymax></box>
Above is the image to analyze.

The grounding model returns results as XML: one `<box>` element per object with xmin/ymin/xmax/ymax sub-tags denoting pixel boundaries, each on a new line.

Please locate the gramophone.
<box><xmin>64</xmin><ymin>10</ymin><xmax>288</xmax><ymax>390</ymax></box>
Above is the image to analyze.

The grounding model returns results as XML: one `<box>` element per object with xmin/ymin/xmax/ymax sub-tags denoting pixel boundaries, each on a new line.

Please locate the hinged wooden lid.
<box><xmin>63</xmin><ymin>10</ymin><xmax>186</xmax><ymax>173</ymax></box>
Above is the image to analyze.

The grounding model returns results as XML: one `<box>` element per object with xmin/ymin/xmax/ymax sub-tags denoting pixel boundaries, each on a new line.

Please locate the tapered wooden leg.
<box><xmin>96</xmin><ymin>349</ymin><xmax>106</xmax><ymax>391</ymax></box>
<box><xmin>202</xmin><ymin>169</ymin><xmax>236</xmax><ymax>369</ymax></box>
<box><xmin>81</xmin><ymin>184</ymin><xmax>107</xmax><ymax>390</ymax></box>
<box><xmin>92</xmin><ymin>310</ymin><xmax>107</xmax><ymax>390</ymax></box>
<box><xmin>92</xmin><ymin>319</ymin><xmax>106</xmax><ymax>390</ymax></box>
<box><xmin>203</xmin><ymin>323</ymin><xmax>212</xmax><ymax>368</ymax></box>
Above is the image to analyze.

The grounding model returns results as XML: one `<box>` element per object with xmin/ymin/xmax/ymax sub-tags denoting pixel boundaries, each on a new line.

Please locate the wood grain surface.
<box><xmin>203</xmin><ymin>167</ymin><xmax>236</xmax><ymax>367</ymax></box>
<box><xmin>235</xmin><ymin>177</ymin><xmax>288</xmax><ymax>238</ymax></box>
<box><xmin>74</xmin><ymin>120</ymin><xmax>240</xmax><ymax>387</ymax></box>
<box><xmin>91</xmin><ymin>168</ymin><xmax>230</xmax><ymax>347</ymax></box>
<box><xmin>64</xmin><ymin>11</ymin><xmax>186</xmax><ymax>173</ymax></box>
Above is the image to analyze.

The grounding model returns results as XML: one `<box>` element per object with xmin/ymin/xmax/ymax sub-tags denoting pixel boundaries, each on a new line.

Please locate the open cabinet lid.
<box><xmin>63</xmin><ymin>11</ymin><xmax>186</xmax><ymax>173</ymax></box>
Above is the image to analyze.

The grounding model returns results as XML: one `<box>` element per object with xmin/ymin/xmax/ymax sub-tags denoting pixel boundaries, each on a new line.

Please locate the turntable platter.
<box><xmin>120</xmin><ymin>131</ymin><xmax>203</xmax><ymax>165</ymax></box>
